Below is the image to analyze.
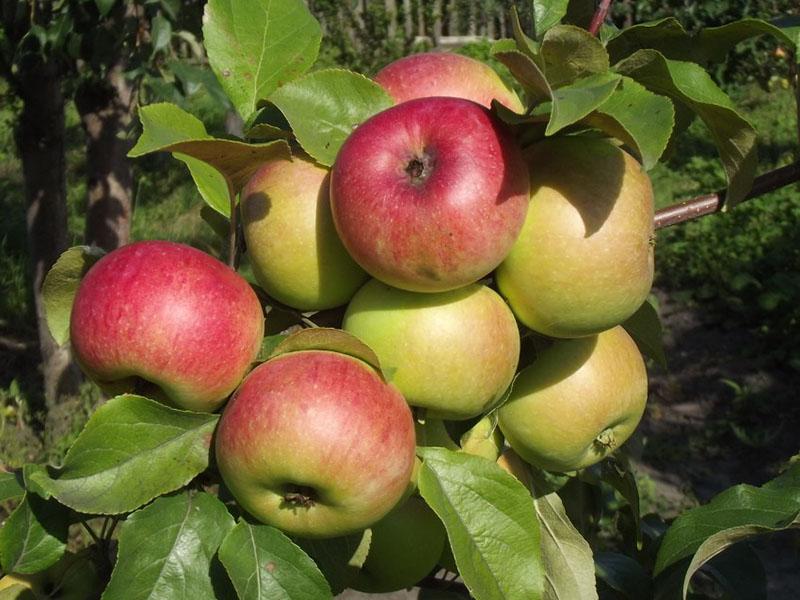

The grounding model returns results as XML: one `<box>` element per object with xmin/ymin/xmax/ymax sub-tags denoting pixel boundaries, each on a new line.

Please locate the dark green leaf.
<box><xmin>295</xmin><ymin>531</ymin><xmax>370</xmax><ymax>594</ymax></box>
<box><xmin>269</xmin><ymin>69</ymin><xmax>392</xmax><ymax>166</ymax></box>
<box><xmin>595</xmin><ymin>552</ymin><xmax>651</xmax><ymax>599</ymax></box>
<box><xmin>203</xmin><ymin>0</ymin><xmax>321</xmax><ymax>121</ymax></box>
<box><xmin>102</xmin><ymin>492</ymin><xmax>235</xmax><ymax>600</ymax></box>
<box><xmin>95</xmin><ymin>0</ymin><xmax>116</xmax><ymax>17</ymax></box>
<box><xmin>702</xmin><ymin>543</ymin><xmax>766</xmax><ymax>600</ymax></box>
<box><xmin>546</xmin><ymin>72</ymin><xmax>621</xmax><ymax>135</ymax></box>
<box><xmin>418</xmin><ymin>448</ymin><xmax>544</xmax><ymax>600</ymax></box>
<box><xmin>615</xmin><ymin>50</ymin><xmax>757</xmax><ymax>206</ymax></box>
<box><xmin>622</xmin><ymin>299</ymin><xmax>667</xmax><ymax>368</ymax></box>
<box><xmin>0</xmin><ymin>494</ymin><xmax>68</xmax><ymax>575</ymax></box>
<box><xmin>150</xmin><ymin>13</ymin><xmax>172</xmax><ymax>54</ymax></box>
<box><xmin>0</xmin><ymin>470</ymin><xmax>24</xmax><ymax>503</ymax></box>
<box><xmin>600</xmin><ymin>458</ymin><xmax>642</xmax><ymax>548</ymax></box>
<box><xmin>533</xmin><ymin>0</ymin><xmax>569</xmax><ymax>39</ymax></box>
<box><xmin>510</xmin><ymin>6</ymin><xmax>540</xmax><ymax>57</ymax></box>
<box><xmin>168</xmin><ymin>60</ymin><xmax>231</xmax><ymax>108</ymax></box>
<box><xmin>219</xmin><ymin>521</ymin><xmax>332</xmax><ymax>599</ymax></box>
<box><xmin>42</xmin><ymin>246</ymin><xmax>106</xmax><ymax>345</ymax></box>
<box><xmin>27</xmin><ymin>395</ymin><xmax>218</xmax><ymax>515</ymax></box>
<box><xmin>540</xmin><ymin>25</ymin><xmax>610</xmax><ymax>88</ymax></box>
<box><xmin>200</xmin><ymin>204</ymin><xmax>230</xmax><ymax>240</ymax></box>
<box><xmin>491</xmin><ymin>40</ymin><xmax>551</xmax><ymax>103</ymax></box>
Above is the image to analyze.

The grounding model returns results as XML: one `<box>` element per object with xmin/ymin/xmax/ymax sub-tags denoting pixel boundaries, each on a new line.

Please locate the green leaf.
<box><xmin>27</xmin><ymin>395</ymin><xmax>218</xmax><ymax>515</ymax></box>
<box><xmin>95</xmin><ymin>0</ymin><xmax>116</xmax><ymax>17</ymax></box>
<box><xmin>219</xmin><ymin>521</ymin><xmax>332</xmax><ymax>599</ymax></box>
<box><xmin>623</xmin><ymin>299</ymin><xmax>667</xmax><ymax>368</ymax></box>
<box><xmin>540</xmin><ymin>25</ymin><xmax>610</xmax><ymax>89</ymax></box>
<box><xmin>175</xmin><ymin>153</ymin><xmax>232</xmax><ymax>216</ymax></box>
<box><xmin>654</xmin><ymin>463</ymin><xmax>800</xmax><ymax>578</ymax></box>
<box><xmin>42</xmin><ymin>245</ymin><xmax>106</xmax><ymax>346</ymax></box>
<box><xmin>0</xmin><ymin>494</ymin><xmax>68</xmax><ymax>575</ymax></box>
<box><xmin>203</xmin><ymin>0</ymin><xmax>321</xmax><ymax>121</ymax></box>
<box><xmin>102</xmin><ymin>492</ymin><xmax>235</xmax><ymax>600</ymax></box>
<box><xmin>418</xmin><ymin>447</ymin><xmax>544</xmax><ymax>600</ymax></box>
<box><xmin>600</xmin><ymin>457</ymin><xmax>642</xmax><ymax>548</ymax></box>
<box><xmin>595</xmin><ymin>552</ymin><xmax>651</xmax><ymax>599</ymax></box>
<box><xmin>129</xmin><ymin>103</ymin><xmax>292</xmax><ymax>198</ymax></box>
<box><xmin>270</xmin><ymin>328</ymin><xmax>383</xmax><ymax>377</ymax></box>
<box><xmin>546</xmin><ymin>72</ymin><xmax>621</xmax><ymax>135</ymax></box>
<box><xmin>491</xmin><ymin>41</ymin><xmax>551</xmax><ymax>103</ymax></box>
<box><xmin>534</xmin><ymin>491</ymin><xmax>598</xmax><ymax>600</ymax></box>
<box><xmin>510</xmin><ymin>6</ymin><xmax>540</xmax><ymax>57</ymax></box>
<box><xmin>582</xmin><ymin>76</ymin><xmax>674</xmax><ymax>169</ymax></box>
<box><xmin>701</xmin><ymin>543</ymin><xmax>767</xmax><ymax>600</ymax></box>
<box><xmin>295</xmin><ymin>531</ymin><xmax>370</xmax><ymax>594</ymax></box>
<box><xmin>268</xmin><ymin>69</ymin><xmax>393</xmax><ymax>166</ymax></box>
<box><xmin>615</xmin><ymin>50</ymin><xmax>757</xmax><ymax>207</ymax></box>
<box><xmin>0</xmin><ymin>470</ymin><xmax>24</xmax><ymax>503</ymax></box>
<box><xmin>257</xmin><ymin>334</ymin><xmax>289</xmax><ymax>362</ymax></box>
<box><xmin>533</xmin><ymin>0</ymin><xmax>569</xmax><ymax>39</ymax></box>
<box><xmin>150</xmin><ymin>13</ymin><xmax>172</xmax><ymax>54</ymax></box>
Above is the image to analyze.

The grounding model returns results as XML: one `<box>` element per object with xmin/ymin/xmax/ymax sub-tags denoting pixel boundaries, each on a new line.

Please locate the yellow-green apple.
<box><xmin>374</xmin><ymin>51</ymin><xmax>524</xmax><ymax>112</ymax></box>
<box><xmin>0</xmin><ymin>551</ymin><xmax>100</xmax><ymax>599</ymax></box>
<box><xmin>498</xmin><ymin>326</ymin><xmax>647</xmax><ymax>472</ymax></box>
<box><xmin>241</xmin><ymin>155</ymin><xmax>367</xmax><ymax>310</ymax></box>
<box><xmin>215</xmin><ymin>350</ymin><xmax>416</xmax><ymax>538</ymax></box>
<box><xmin>496</xmin><ymin>137</ymin><xmax>654</xmax><ymax>338</ymax></box>
<box><xmin>331</xmin><ymin>97</ymin><xmax>530</xmax><ymax>293</ymax></box>
<box><xmin>496</xmin><ymin>448</ymin><xmax>533</xmax><ymax>491</ymax></box>
<box><xmin>343</xmin><ymin>279</ymin><xmax>520</xmax><ymax>419</ymax></box>
<box><xmin>459</xmin><ymin>416</ymin><xmax>504</xmax><ymax>461</ymax></box>
<box><xmin>70</xmin><ymin>240</ymin><xmax>264</xmax><ymax>412</ymax></box>
<box><xmin>352</xmin><ymin>495</ymin><xmax>446</xmax><ymax>593</ymax></box>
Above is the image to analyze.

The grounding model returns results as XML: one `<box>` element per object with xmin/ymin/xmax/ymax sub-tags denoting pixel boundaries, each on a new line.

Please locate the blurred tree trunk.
<box><xmin>15</xmin><ymin>55</ymin><xmax>82</xmax><ymax>408</ymax></box>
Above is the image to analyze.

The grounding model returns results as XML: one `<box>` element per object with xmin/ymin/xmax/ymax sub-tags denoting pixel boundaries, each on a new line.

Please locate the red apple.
<box><xmin>70</xmin><ymin>240</ymin><xmax>264</xmax><ymax>412</ymax></box>
<box><xmin>215</xmin><ymin>350</ymin><xmax>416</xmax><ymax>538</ymax></box>
<box><xmin>374</xmin><ymin>51</ymin><xmax>524</xmax><ymax>112</ymax></box>
<box><xmin>331</xmin><ymin>97</ymin><xmax>530</xmax><ymax>292</ymax></box>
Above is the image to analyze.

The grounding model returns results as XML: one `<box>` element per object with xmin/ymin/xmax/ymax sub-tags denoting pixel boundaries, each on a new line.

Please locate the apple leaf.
<box><xmin>595</xmin><ymin>552</ymin><xmax>652</xmax><ymax>599</ymax></box>
<box><xmin>510</xmin><ymin>6</ymin><xmax>540</xmax><ymax>57</ymax></box>
<box><xmin>695</xmin><ymin>543</ymin><xmax>767</xmax><ymax>600</ymax></box>
<box><xmin>295</xmin><ymin>531</ymin><xmax>370</xmax><ymax>594</ymax></box>
<box><xmin>102</xmin><ymin>492</ymin><xmax>236</xmax><ymax>600</ymax></box>
<box><xmin>0</xmin><ymin>583</ymin><xmax>33</xmax><ymax>599</ymax></box>
<box><xmin>491</xmin><ymin>40</ymin><xmax>551</xmax><ymax>103</ymax></box>
<box><xmin>581</xmin><ymin>76</ymin><xmax>675</xmax><ymax>170</ymax></box>
<box><xmin>26</xmin><ymin>395</ymin><xmax>218</xmax><ymax>515</ymax></box>
<box><xmin>0</xmin><ymin>470</ymin><xmax>24</xmax><ymax>503</ymax></box>
<box><xmin>540</xmin><ymin>25</ymin><xmax>610</xmax><ymax>89</ymax></box>
<box><xmin>546</xmin><ymin>72</ymin><xmax>621</xmax><ymax>135</ymax></box>
<box><xmin>534</xmin><ymin>491</ymin><xmax>599</xmax><ymax>600</ymax></box>
<box><xmin>0</xmin><ymin>493</ymin><xmax>68</xmax><ymax>575</ymax></box>
<box><xmin>257</xmin><ymin>334</ymin><xmax>289</xmax><ymax>362</ymax></box>
<box><xmin>202</xmin><ymin>0</ymin><xmax>321</xmax><ymax>122</ymax></box>
<box><xmin>623</xmin><ymin>299</ymin><xmax>667</xmax><ymax>369</ymax></box>
<box><xmin>614</xmin><ymin>50</ymin><xmax>757</xmax><ymax>207</ymax></box>
<box><xmin>268</xmin><ymin>69</ymin><xmax>393</xmax><ymax>167</ymax></box>
<box><xmin>270</xmin><ymin>328</ymin><xmax>384</xmax><ymax>378</ymax></box>
<box><xmin>175</xmin><ymin>153</ymin><xmax>232</xmax><ymax>217</ymax></box>
<box><xmin>533</xmin><ymin>0</ymin><xmax>569</xmax><ymax>39</ymax></box>
<box><xmin>42</xmin><ymin>245</ymin><xmax>106</xmax><ymax>346</ymax></box>
<box><xmin>600</xmin><ymin>457</ymin><xmax>642</xmax><ymax>548</ymax></box>
<box><xmin>219</xmin><ymin>521</ymin><xmax>332</xmax><ymax>599</ymax></box>
<box><xmin>654</xmin><ymin>462</ymin><xmax>800</xmax><ymax>580</ymax></box>
<box><xmin>418</xmin><ymin>447</ymin><xmax>544</xmax><ymax>600</ymax></box>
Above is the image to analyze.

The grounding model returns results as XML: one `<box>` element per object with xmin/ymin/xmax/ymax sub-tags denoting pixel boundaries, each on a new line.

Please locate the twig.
<box><xmin>588</xmin><ymin>0</ymin><xmax>613</xmax><ymax>36</ymax></box>
<box><xmin>654</xmin><ymin>161</ymin><xmax>800</xmax><ymax>229</ymax></box>
<box><xmin>81</xmin><ymin>519</ymin><xmax>102</xmax><ymax>546</ymax></box>
<box><xmin>226</xmin><ymin>179</ymin><xmax>239</xmax><ymax>269</ymax></box>
<box><xmin>792</xmin><ymin>52</ymin><xmax>800</xmax><ymax>159</ymax></box>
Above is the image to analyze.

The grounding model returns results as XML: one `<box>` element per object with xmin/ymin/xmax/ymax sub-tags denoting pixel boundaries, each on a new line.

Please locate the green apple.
<box><xmin>496</xmin><ymin>448</ymin><xmax>533</xmax><ymax>491</ymax></box>
<box><xmin>459</xmin><ymin>416</ymin><xmax>504</xmax><ymax>461</ymax></box>
<box><xmin>343</xmin><ymin>280</ymin><xmax>520</xmax><ymax>420</ymax></box>
<box><xmin>241</xmin><ymin>155</ymin><xmax>367</xmax><ymax>310</ymax></box>
<box><xmin>496</xmin><ymin>137</ymin><xmax>654</xmax><ymax>338</ymax></box>
<box><xmin>0</xmin><ymin>551</ymin><xmax>100</xmax><ymax>599</ymax></box>
<box><xmin>498</xmin><ymin>326</ymin><xmax>647</xmax><ymax>472</ymax></box>
<box><xmin>352</xmin><ymin>496</ymin><xmax>446</xmax><ymax>593</ymax></box>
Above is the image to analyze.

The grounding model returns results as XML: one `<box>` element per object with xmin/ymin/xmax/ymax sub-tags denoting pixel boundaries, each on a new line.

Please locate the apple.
<box><xmin>496</xmin><ymin>137</ymin><xmax>654</xmax><ymax>338</ymax></box>
<box><xmin>0</xmin><ymin>551</ymin><xmax>100</xmax><ymax>600</ymax></box>
<box><xmin>459</xmin><ymin>416</ymin><xmax>504</xmax><ymax>461</ymax></box>
<box><xmin>496</xmin><ymin>448</ymin><xmax>533</xmax><ymax>491</ymax></box>
<box><xmin>241</xmin><ymin>155</ymin><xmax>368</xmax><ymax>310</ymax></box>
<box><xmin>498</xmin><ymin>326</ymin><xmax>647</xmax><ymax>472</ymax></box>
<box><xmin>352</xmin><ymin>495</ymin><xmax>446</xmax><ymax>593</ymax></box>
<box><xmin>343</xmin><ymin>279</ymin><xmax>520</xmax><ymax>419</ymax></box>
<box><xmin>70</xmin><ymin>240</ymin><xmax>264</xmax><ymax>412</ymax></box>
<box><xmin>330</xmin><ymin>97</ymin><xmax>530</xmax><ymax>293</ymax></box>
<box><xmin>214</xmin><ymin>350</ymin><xmax>416</xmax><ymax>538</ymax></box>
<box><xmin>374</xmin><ymin>51</ymin><xmax>524</xmax><ymax>113</ymax></box>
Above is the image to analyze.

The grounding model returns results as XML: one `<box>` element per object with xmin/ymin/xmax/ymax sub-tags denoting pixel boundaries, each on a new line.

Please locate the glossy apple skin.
<box><xmin>331</xmin><ymin>97</ymin><xmax>530</xmax><ymax>293</ymax></box>
<box><xmin>215</xmin><ymin>350</ymin><xmax>416</xmax><ymax>538</ymax></box>
<box><xmin>343</xmin><ymin>279</ymin><xmax>520</xmax><ymax>419</ymax></box>
<box><xmin>374</xmin><ymin>51</ymin><xmax>524</xmax><ymax>112</ymax></box>
<box><xmin>498</xmin><ymin>326</ymin><xmax>647</xmax><ymax>473</ymax></box>
<box><xmin>496</xmin><ymin>137</ymin><xmax>654</xmax><ymax>338</ymax></box>
<box><xmin>352</xmin><ymin>495</ymin><xmax>446</xmax><ymax>593</ymax></box>
<box><xmin>70</xmin><ymin>241</ymin><xmax>264</xmax><ymax>412</ymax></box>
<box><xmin>241</xmin><ymin>156</ymin><xmax>367</xmax><ymax>310</ymax></box>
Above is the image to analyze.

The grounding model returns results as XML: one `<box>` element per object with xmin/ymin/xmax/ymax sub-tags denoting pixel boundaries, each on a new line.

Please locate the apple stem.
<box><xmin>226</xmin><ymin>178</ymin><xmax>240</xmax><ymax>270</ymax></box>
<box><xmin>588</xmin><ymin>0</ymin><xmax>613</xmax><ymax>36</ymax></box>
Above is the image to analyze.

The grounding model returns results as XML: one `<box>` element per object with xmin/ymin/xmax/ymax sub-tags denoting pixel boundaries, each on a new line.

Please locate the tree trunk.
<box><xmin>15</xmin><ymin>57</ymin><xmax>82</xmax><ymax>408</ymax></box>
<box><xmin>75</xmin><ymin>62</ymin><xmax>135</xmax><ymax>252</ymax></box>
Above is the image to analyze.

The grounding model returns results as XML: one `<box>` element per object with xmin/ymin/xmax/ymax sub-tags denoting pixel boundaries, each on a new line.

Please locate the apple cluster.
<box><xmin>68</xmin><ymin>51</ymin><xmax>653</xmax><ymax>592</ymax></box>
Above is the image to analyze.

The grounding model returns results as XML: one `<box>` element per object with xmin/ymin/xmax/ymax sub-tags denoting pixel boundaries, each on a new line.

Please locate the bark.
<box><xmin>15</xmin><ymin>56</ymin><xmax>82</xmax><ymax>408</ymax></box>
<box><xmin>75</xmin><ymin>62</ymin><xmax>135</xmax><ymax>252</ymax></box>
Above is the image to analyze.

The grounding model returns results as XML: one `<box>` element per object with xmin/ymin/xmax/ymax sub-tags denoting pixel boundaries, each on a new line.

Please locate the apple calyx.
<box><xmin>283</xmin><ymin>485</ymin><xmax>317</xmax><ymax>508</ymax></box>
<box><xmin>404</xmin><ymin>151</ymin><xmax>435</xmax><ymax>185</ymax></box>
<box><xmin>594</xmin><ymin>428</ymin><xmax>617</xmax><ymax>450</ymax></box>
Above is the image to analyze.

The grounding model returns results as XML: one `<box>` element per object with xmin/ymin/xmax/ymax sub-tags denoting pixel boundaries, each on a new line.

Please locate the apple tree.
<box><xmin>1</xmin><ymin>0</ymin><xmax>799</xmax><ymax>599</ymax></box>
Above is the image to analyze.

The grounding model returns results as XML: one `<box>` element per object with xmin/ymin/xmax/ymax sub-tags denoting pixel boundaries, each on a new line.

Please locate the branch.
<box><xmin>654</xmin><ymin>161</ymin><xmax>800</xmax><ymax>229</ymax></box>
<box><xmin>588</xmin><ymin>0</ymin><xmax>613</xmax><ymax>36</ymax></box>
<box><xmin>226</xmin><ymin>179</ymin><xmax>239</xmax><ymax>269</ymax></box>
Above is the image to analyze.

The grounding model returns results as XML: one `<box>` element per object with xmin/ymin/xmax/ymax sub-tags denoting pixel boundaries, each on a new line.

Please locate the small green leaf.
<box><xmin>269</xmin><ymin>69</ymin><xmax>393</xmax><ymax>166</ymax></box>
<box><xmin>623</xmin><ymin>299</ymin><xmax>667</xmax><ymax>369</ymax></box>
<box><xmin>491</xmin><ymin>41</ymin><xmax>551</xmax><ymax>103</ymax></box>
<box><xmin>533</xmin><ymin>0</ymin><xmax>569</xmax><ymax>39</ymax></box>
<box><xmin>42</xmin><ymin>246</ymin><xmax>106</xmax><ymax>346</ymax></box>
<box><xmin>600</xmin><ymin>457</ymin><xmax>642</xmax><ymax>548</ymax></box>
<box><xmin>418</xmin><ymin>447</ymin><xmax>544</xmax><ymax>600</ymax></box>
<box><xmin>102</xmin><ymin>492</ymin><xmax>235</xmax><ymax>600</ymax></box>
<box><xmin>546</xmin><ymin>72</ymin><xmax>621</xmax><ymax>135</ymax></box>
<box><xmin>203</xmin><ymin>0</ymin><xmax>322</xmax><ymax>121</ymax></box>
<box><xmin>0</xmin><ymin>470</ymin><xmax>25</xmax><ymax>503</ymax></box>
<box><xmin>94</xmin><ymin>0</ymin><xmax>116</xmax><ymax>17</ymax></box>
<box><xmin>27</xmin><ymin>395</ymin><xmax>219</xmax><ymax>514</ymax></box>
<box><xmin>270</xmin><ymin>328</ymin><xmax>383</xmax><ymax>377</ymax></box>
<box><xmin>219</xmin><ymin>521</ymin><xmax>332</xmax><ymax>599</ymax></box>
<box><xmin>510</xmin><ymin>6</ymin><xmax>540</xmax><ymax>57</ymax></box>
<box><xmin>150</xmin><ymin>13</ymin><xmax>172</xmax><ymax>54</ymax></box>
<box><xmin>175</xmin><ymin>153</ymin><xmax>232</xmax><ymax>217</ymax></box>
<box><xmin>257</xmin><ymin>334</ymin><xmax>289</xmax><ymax>362</ymax></box>
<box><xmin>595</xmin><ymin>552</ymin><xmax>652</xmax><ymax>600</ymax></box>
<box><xmin>614</xmin><ymin>50</ymin><xmax>757</xmax><ymax>206</ymax></box>
<box><xmin>0</xmin><ymin>494</ymin><xmax>68</xmax><ymax>575</ymax></box>
<box><xmin>295</xmin><ymin>531</ymin><xmax>370</xmax><ymax>594</ymax></box>
<box><xmin>540</xmin><ymin>25</ymin><xmax>610</xmax><ymax>89</ymax></box>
